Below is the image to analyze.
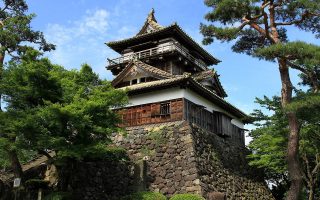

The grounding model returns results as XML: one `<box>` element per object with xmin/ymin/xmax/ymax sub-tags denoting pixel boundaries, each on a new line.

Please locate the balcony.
<box><xmin>107</xmin><ymin>43</ymin><xmax>207</xmax><ymax>70</ymax></box>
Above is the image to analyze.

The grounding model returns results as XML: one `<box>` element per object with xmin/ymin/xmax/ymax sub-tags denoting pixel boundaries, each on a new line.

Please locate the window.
<box><xmin>160</xmin><ymin>102</ymin><xmax>170</xmax><ymax>115</ymax></box>
<box><xmin>131</xmin><ymin>79</ymin><xmax>137</xmax><ymax>85</ymax></box>
<box><xmin>140</xmin><ymin>77</ymin><xmax>146</xmax><ymax>83</ymax></box>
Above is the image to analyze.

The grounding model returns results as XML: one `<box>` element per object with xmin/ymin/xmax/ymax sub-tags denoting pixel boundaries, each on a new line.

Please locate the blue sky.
<box><xmin>25</xmin><ymin>0</ymin><xmax>319</xmax><ymax>121</ymax></box>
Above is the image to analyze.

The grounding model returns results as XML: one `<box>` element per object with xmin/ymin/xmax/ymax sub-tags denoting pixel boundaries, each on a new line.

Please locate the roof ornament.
<box><xmin>135</xmin><ymin>8</ymin><xmax>163</xmax><ymax>36</ymax></box>
<box><xmin>147</xmin><ymin>8</ymin><xmax>157</xmax><ymax>23</ymax></box>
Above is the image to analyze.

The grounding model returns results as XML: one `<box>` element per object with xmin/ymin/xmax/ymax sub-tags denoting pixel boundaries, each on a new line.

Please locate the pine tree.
<box><xmin>0</xmin><ymin>0</ymin><xmax>55</xmax><ymax>110</ymax></box>
<box><xmin>201</xmin><ymin>1</ymin><xmax>319</xmax><ymax>199</ymax></box>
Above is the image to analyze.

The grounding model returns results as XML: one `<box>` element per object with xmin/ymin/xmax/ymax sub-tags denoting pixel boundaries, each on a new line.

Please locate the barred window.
<box><xmin>131</xmin><ymin>79</ymin><xmax>138</xmax><ymax>85</ymax></box>
<box><xmin>160</xmin><ymin>102</ymin><xmax>170</xmax><ymax>115</ymax></box>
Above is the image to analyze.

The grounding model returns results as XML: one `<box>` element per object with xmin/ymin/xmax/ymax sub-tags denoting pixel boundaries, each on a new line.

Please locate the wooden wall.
<box><xmin>117</xmin><ymin>98</ymin><xmax>183</xmax><ymax>127</ymax></box>
<box><xmin>117</xmin><ymin>98</ymin><xmax>244</xmax><ymax>145</ymax></box>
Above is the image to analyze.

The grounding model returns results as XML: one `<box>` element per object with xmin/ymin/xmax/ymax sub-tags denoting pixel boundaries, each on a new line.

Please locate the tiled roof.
<box><xmin>192</xmin><ymin>70</ymin><xmax>227</xmax><ymax>97</ymax></box>
<box><xmin>111</xmin><ymin>60</ymin><xmax>174</xmax><ymax>87</ymax></box>
<box><xmin>0</xmin><ymin>151</ymin><xmax>55</xmax><ymax>183</ymax></box>
<box><xmin>106</xmin><ymin>24</ymin><xmax>220</xmax><ymax>65</ymax></box>
<box><xmin>192</xmin><ymin>69</ymin><xmax>216</xmax><ymax>81</ymax></box>
<box><xmin>120</xmin><ymin>75</ymin><xmax>186</xmax><ymax>91</ymax></box>
<box><xmin>136</xmin><ymin>60</ymin><xmax>173</xmax><ymax>78</ymax></box>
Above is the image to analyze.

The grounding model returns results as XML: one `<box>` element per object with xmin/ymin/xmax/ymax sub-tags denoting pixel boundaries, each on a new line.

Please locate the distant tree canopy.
<box><xmin>0</xmin><ymin>49</ymin><xmax>128</xmax><ymax>178</ymax></box>
<box><xmin>201</xmin><ymin>1</ymin><xmax>319</xmax><ymax>199</ymax></box>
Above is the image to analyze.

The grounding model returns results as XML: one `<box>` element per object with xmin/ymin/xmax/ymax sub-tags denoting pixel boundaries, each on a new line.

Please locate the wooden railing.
<box><xmin>107</xmin><ymin>43</ymin><xmax>207</xmax><ymax>70</ymax></box>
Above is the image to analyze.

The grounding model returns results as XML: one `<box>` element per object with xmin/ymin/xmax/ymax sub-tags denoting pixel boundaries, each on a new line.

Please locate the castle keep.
<box><xmin>107</xmin><ymin>9</ymin><xmax>274</xmax><ymax>199</ymax></box>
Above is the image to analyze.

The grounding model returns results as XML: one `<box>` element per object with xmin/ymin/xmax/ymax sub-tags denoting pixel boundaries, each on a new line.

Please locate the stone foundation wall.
<box><xmin>67</xmin><ymin>160</ymin><xmax>132</xmax><ymax>200</ymax></box>
<box><xmin>113</xmin><ymin>121</ymin><xmax>202</xmax><ymax>196</ymax></box>
<box><xmin>112</xmin><ymin>121</ymin><xmax>275</xmax><ymax>199</ymax></box>
<box><xmin>191</xmin><ymin>125</ymin><xmax>274</xmax><ymax>199</ymax></box>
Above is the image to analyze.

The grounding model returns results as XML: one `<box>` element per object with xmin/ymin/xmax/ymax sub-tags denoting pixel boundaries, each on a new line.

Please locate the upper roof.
<box><xmin>112</xmin><ymin>60</ymin><xmax>174</xmax><ymax>87</ymax></box>
<box><xmin>106</xmin><ymin>9</ymin><xmax>220</xmax><ymax>66</ymax></box>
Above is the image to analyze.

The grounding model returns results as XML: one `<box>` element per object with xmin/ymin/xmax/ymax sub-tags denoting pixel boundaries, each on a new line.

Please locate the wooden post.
<box><xmin>37</xmin><ymin>188</ymin><xmax>42</xmax><ymax>200</ymax></box>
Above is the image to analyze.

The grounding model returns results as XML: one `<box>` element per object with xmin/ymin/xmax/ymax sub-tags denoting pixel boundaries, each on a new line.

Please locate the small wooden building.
<box><xmin>106</xmin><ymin>9</ymin><xmax>247</xmax><ymax>145</ymax></box>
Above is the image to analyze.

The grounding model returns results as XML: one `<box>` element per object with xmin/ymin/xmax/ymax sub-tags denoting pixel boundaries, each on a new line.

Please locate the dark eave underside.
<box><xmin>106</xmin><ymin>24</ymin><xmax>220</xmax><ymax>66</ymax></box>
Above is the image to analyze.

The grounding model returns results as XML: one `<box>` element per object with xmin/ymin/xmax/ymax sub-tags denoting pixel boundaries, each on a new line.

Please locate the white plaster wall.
<box><xmin>123</xmin><ymin>74</ymin><xmax>145</xmax><ymax>82</ymax></box>
<box><xmin>128</xmin><ymin>87</ymin><xmax>184</xmax><ymax>106</ymax></box>
<box><xmin>127</xmin><ymin>87</ymin><xmax>244</xmax><ymax>128</ymax></box>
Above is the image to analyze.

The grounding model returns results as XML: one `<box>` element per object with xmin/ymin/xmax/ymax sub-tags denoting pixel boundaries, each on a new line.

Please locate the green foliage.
<box><xmin>202</xmin><ymin>1</ymin><xmax>320</xmax><ymax>198</ymax></box>
<box><xmin>200</xmin><ymin>24</ymin><xmax>240</xmax><ymax>44</ymax></box>
<box><xmin>169</xmin><ymin>194</ymin><xmax>205</xmax><ymax>200</ymax></box>
<box><xmin>248</xmin><ymin>91</ymin><xmax>320</xmax><ymax>197</ymax></box>
<box><xmin>121</xmin><ymin>191</ymin><xmax>167</xmax><ymax>200</ymax></box>
<box><xmin>139</xmin><ymin>146</ymin><xmax>154</xmax><ymax>158</ymax></box>
<box><xmin>147</xmin><ymin>127</ymin><xmax>168</xmax><ymax>147</ymax></box>
<box><xmin>255</xmin><ymin>41</ymin><xmax>320</xmax><ymax>64</ymax></box>
<box><xmin>0</xmin><ymin>49</ymin><xmax>128</xmax><ymax>168</ymax></box>
<box><xmin>44</xmin><ymin>192</ymin><xmax>71</xmax><ymax>200</ymax></box>
<box><xmin>248</xmin><ymin>96</ymin><xmax>288</xmax><ymax>174</ymax></box>
<box><xmin>0</xmin><ymin>0</ymin><xmax>55</xmax><ymax>58</ymax></box>
<box><xmin>85</xmin><ymin>146</ymin><xmax>129</xmax><ymax>161</ymax></box>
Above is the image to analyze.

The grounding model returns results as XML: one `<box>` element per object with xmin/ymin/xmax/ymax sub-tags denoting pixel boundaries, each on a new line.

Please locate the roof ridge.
<box><xmin>136</xmin><ymin>8</ymin><xmax>163</xmax><ymax>36</ymax></box>
<box><xmin>132</xmin><ymin>60</ymin><xmax>173</xmax><ymax>78</ymax></box>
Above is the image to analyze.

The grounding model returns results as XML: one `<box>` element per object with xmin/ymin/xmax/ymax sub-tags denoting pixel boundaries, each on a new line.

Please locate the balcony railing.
<box><xmin>107</xmin><ymin>43</ymin><xmax>207</xmax><ymax>70</ymax></box>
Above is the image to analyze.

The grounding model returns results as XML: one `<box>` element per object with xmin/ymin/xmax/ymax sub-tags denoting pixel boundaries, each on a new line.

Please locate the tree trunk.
<box><xmin>0</xmin><ymin>52</ymin><xmax>4</xmax><ymax>112</ymax></box>
<box><xmin>7</xmin><ymin>149</ymin><xmax>23</xmax><ymax>179</ymax></box>
<box><xmin>278</xmin><ymin>58</ymin><xmax>303</xmax><ymax>200</ymax></box>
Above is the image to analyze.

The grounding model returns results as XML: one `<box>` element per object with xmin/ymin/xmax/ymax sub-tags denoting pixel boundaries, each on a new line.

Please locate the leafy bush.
<box><xmin>44</xmin><ymin>192</ymin><xmax>71</xmax><ymax>200</ymax></box>
<box><xmin>85</xmin><ymin>146</ymin><xmax>129</xmax><ymax>161</ymax></box>
<box><xmin>169</xmin><ymin>194</ymin><xmax>205</xmax><ymax>200</ymax></box>
<box><xmin>121</xmin><ymin>191</ymin><xmax>166</xmax><ymax>200</ymax></box>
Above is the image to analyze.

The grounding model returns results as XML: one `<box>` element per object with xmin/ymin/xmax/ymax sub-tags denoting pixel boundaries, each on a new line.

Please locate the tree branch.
<box><xmin>287</xmin><ymin>61</ymin><xmax>319</xmax><ymax>93</ymax></box>
<box><xmin>302</xmin><ymin>153</ymin><xmax>313</xmax><ymax>182</ymax></box>
<box><xmin>312</xmin><ymin>154</ymin><xmax>320</xmax><ymax>176</ymax></box>
<box><xmin>261</xmin><ymin>2</ymin><xmax>271</xmax><ymax>41</ymax></box>
<box><xmin>238</xmin><ymin>21</ymin><xmax>250</xmax><ymax>30</ymax></box>
<box><xmin>0</xmin><ymin>17</ymin><xmax>9</xmax><ymax>28</ymax></box>
<box><xmin>0</xmin><ymin>4</ymin><xmax>9</xmax><ymax>12</ymax></box>
<box><xmin>269</xmin><ymin>1</ymin><xmax>280</xmax><ymax>43</ymax></box>
<box><xmin>275</xmin><ymin>11</ymin><xmax>319</xmax><ymax>26</ymax></box>
<box><xmin>287</xmin><ymin>61</ymin><xmax>308</xmax><ymax>74</ymax></box>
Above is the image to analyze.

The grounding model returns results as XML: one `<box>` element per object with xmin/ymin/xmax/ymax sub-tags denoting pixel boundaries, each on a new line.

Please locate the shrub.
<box><xmin>169</xmin><ymin>194</ymin><xmax>205</xmax><ymax>200</ymax></box>
<box><xmin>121</xmin><ymin>191</ymin><xmax>167</xmax><ymax>200</ymax></box>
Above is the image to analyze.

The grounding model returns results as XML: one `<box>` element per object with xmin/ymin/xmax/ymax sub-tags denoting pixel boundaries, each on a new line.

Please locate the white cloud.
<box><xmin>44</xmin><ymin>9</ymin><xmax>115</xmax><ymax>79</ymax></box>
<box><xmin>80</xmin><ymin>9</ymin><xmax>109</xmax><ymax>34</ymax></box>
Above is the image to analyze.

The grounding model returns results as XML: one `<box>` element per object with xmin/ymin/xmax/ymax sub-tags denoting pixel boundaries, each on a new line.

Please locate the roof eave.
<box><xmin>106</xmin><ymin>24</ymin><xmax>220</xmax><ymax>65</ymax></box>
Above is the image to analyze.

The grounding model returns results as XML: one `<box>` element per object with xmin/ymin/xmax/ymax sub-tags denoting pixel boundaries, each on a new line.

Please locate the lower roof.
<box><xmin>119</xmin><ymin>74</ymin><xmax>249</xmax><ymax>122</ymax></box>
